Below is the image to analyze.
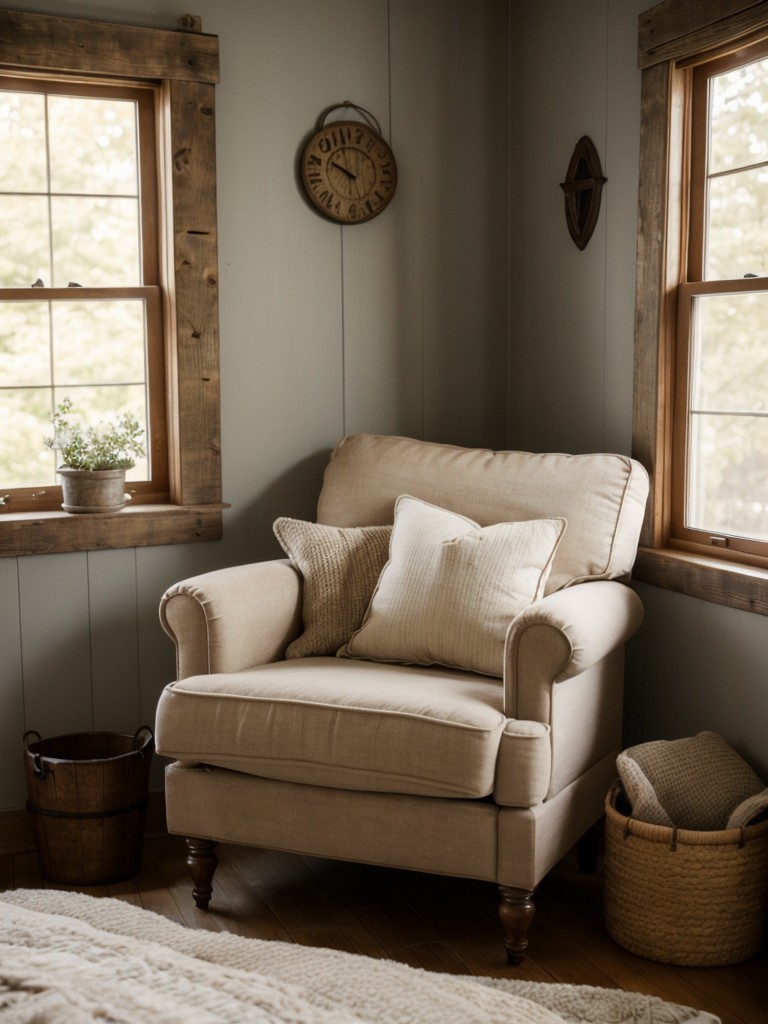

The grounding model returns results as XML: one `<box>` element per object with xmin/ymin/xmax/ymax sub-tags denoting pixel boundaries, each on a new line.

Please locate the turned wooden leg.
<box><xmin>576</xmin><ymin>817</ymin><xmax>603</xmax><ymax>873</ymax></box>
<box><xmin>185</xmin><ymin>837</ymin><xmax>218</xmax><ymax>909</ymax></box>
<box><xmin>498</xmin><ymin>885</ymin><xmax>536</xmax><ymax>965</ymax></box>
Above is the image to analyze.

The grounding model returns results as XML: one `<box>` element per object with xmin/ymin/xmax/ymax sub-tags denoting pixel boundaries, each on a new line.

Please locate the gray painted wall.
<box><xmin>1</xmin><ymin>0</ymin><xmax>766</xmax><ymax>812</ymax></box>
<box><xmin>514</xmin><ymin>0</ymin><xmax>768</xmax><ymax>780</ymax></box>
<box><xmin>1</xmin><ymin>0</ymin><xmax>511</xmax><ymax>808</ymax></box>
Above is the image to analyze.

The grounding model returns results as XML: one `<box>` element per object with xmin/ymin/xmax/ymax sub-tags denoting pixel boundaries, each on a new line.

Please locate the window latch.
<box><xmin>710</xmin><ymin>535</ymin><xmax>729</xmax><ymax>548</ymax></box>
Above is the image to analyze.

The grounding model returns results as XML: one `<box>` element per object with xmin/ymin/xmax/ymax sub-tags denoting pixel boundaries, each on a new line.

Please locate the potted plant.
<box><xmin>45</xmin><ymin>398</ymin><xmax>146</xmax><ymax>514</ymax></box>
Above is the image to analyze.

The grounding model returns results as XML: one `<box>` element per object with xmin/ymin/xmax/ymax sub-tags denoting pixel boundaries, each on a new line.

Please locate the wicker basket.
<box><xmin>604</xmin><ymin>779</ymin><xmax>768</xmax><ymax>966</ymax></box>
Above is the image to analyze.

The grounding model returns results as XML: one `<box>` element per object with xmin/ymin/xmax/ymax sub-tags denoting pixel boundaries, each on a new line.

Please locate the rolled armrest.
<box><xmin>504</xmin><ymin>580</ymin><xmax>644</xmax><ymax>721</ymax></box>
<box><xmin>159</xmin><ymin>559</ymin><xmax>302</xmax><ymax>679</ymax></box>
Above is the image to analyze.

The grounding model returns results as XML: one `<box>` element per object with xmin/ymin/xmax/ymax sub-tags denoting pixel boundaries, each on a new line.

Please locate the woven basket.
<box><xmin>604</xmin><ymin>779</ymin><xmax>768</xmax><ymax>966</ymax></box>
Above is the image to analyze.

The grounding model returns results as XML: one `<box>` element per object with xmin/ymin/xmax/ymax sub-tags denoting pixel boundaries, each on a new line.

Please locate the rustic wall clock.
<box><xmin>300</xmin><ymin>102</ymin><xmax>397</xmax><ymax>224</ymax></box>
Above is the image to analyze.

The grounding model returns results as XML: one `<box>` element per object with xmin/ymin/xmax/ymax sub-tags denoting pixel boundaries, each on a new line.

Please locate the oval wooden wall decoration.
<box><xmin>559</xmin><ymin>136</ymin><xmax>607</xmax><ymax>250</ymax></box>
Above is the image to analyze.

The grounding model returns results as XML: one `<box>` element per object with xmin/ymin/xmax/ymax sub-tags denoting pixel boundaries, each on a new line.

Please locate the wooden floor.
<box><xmin>2</xmin><ymin>835</ymin><xmax>766</xmax><ymax>1023</ymax></box>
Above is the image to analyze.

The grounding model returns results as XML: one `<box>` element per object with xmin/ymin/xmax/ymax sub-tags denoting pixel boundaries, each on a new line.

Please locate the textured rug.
<box><xmin>0</xmin><ymin>889</ymin><xmax>719</xmax><ymax>1024</ymax></box>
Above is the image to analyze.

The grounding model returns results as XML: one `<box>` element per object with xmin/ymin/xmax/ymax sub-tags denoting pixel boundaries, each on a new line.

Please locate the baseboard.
<box><xmin>0</xmin><ymin>790</ymin><xmax>168</xmax><ymax>857</ymax></box>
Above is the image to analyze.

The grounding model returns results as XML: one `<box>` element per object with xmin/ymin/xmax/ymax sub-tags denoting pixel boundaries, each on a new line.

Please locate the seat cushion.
<box><xmin>316</xmin><ymin>433</ymin><xmax>649</xmax><ymax>594</ymax></box>
<box><xmin>155</xmin><ymin>657</ymin><xmax>506</xmax><ymax>799</ymax></box>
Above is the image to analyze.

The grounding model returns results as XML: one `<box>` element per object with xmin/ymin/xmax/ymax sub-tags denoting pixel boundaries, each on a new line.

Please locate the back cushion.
<box><xmin>316</xmin><ymin>434</ymin><xmax>648</xmax><ymax>594</ymax></box>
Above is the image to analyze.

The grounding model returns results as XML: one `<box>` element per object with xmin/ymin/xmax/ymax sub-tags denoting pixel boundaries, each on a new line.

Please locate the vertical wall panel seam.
<box><xmin>340</xmin><ymin>227</ymin><xmax>346</xmax><ymax>438</ymax></box>
<box><xmin>132</xmin><ymin>546</ymin><xmax>142</xmax><ymax>727</ymax></box>
<box><xmin>602</xmin><ymin>0</ymin><xmax>611</xmax><ymax>452</ymax></box>
<box><xmin>15</xmin><ymin>557</ymin><xmax>27</xmax><ymax>732</ymax></box>
<box><xmin>386</xmin><ymin>0</ymin><xmax>392</xmax><ymax>138</ymax></box>
<box><xmin>86</xmin><ymin>550</ymin><xmax>95</xmax><ymax>729</ymax></box>
<box><xmin>506</xmin><ymin>0</ymin><xmax>513</xmax><ymax>449</ymax></box>
<box><xmin>420</xmin><ymin>174</ymin><xmax>425</xmax><ymax>440</ymax></box>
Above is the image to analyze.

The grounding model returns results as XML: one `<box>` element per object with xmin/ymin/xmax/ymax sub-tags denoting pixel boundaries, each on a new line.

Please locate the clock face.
<box><xmin>301</xmin><ymin>121</ymin><xmax>397</xmax><ymax>224</ymax></box>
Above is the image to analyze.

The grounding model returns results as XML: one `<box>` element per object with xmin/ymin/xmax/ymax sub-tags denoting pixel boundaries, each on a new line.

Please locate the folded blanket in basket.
<box><xmin>617</xmin><ymin>731</ymin><xmax>768</xmax><ymax>830</ymax></box>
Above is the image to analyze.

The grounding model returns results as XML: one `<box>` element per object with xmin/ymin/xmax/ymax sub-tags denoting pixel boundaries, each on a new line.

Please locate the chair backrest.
<box><xmin>316</xmin><ymin>433</ymin><xmax>648</xmax><ymax>594</ymax></box>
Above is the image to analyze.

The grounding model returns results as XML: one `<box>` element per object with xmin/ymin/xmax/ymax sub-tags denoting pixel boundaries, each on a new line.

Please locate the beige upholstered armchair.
<box><xmin>155</xmin><ymin>434</ymin><xmax>649</xmax><ymax>963</ymax></box>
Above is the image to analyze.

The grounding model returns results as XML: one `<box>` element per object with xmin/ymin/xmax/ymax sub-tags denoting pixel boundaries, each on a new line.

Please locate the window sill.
<box><xmin>632</xmin><ymin>546</ymin><xmax>768</xmax><ymax>616</ymax></box>
<box><xmin>0</xmin><ymin>503</ymin><xmax>225</xmax><ymax>558</ymax></box>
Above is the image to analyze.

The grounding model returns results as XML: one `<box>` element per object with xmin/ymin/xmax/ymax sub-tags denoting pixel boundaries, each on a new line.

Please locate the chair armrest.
<box><xmin>503</xmin><ymin>580</ymin><xmax>644</xmax><ymax>721</ymax></box>
<box><xmin>159</xmin><ymin>559</ymin><xmax>302</xmax><ymax>679</ymax></box>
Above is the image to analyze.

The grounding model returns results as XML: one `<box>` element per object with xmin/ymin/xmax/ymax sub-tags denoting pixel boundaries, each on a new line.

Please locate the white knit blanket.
<box><xmin>0</xmin><ymin>890</ymin><xmax>719</xmax><ymax>1024</ymax></box>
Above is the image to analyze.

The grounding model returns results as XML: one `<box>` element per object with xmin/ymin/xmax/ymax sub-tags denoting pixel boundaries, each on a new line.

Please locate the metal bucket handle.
<box><xmin>133</xmin><ymin>725</ymin><xmax>154</xmax><ymax>758</ymax></box>
<box><xmin>23</xmin><ymin>730</ymin><xmax>45</xmax><ymax>779</ymax></box>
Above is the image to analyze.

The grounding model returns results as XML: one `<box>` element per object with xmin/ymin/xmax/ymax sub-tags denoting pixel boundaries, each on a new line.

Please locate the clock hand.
<box><xmin>331</xmin><ymin>160</ymin><xmax>357</xmax><ymax>180</ymax></box>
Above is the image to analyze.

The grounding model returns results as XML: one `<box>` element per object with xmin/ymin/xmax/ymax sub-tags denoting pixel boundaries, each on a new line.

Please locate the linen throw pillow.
<box><xmin>338</xmin><ymin>495</ymin><xmax>566</xmax><ymax>678</ymax></box>
<box><xmin>273</xmin><ymin>518</ymin><xmax>391</xmax><ymax>659</ymax></box>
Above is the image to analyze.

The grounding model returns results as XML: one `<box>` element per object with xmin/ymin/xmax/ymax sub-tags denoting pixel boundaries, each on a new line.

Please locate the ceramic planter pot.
<box><xmin>58</xmin><ymin>467</ymin><xmax>130</xmax><ymax>514</ymax></box>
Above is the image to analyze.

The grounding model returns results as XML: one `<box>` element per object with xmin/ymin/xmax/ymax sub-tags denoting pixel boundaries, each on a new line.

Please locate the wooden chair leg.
<box><xmin>498</xmin><ymin>885</ymin><xmax>536</xmax><ymax>965</ymax></box>
<box><xmin>185</xmin><ymin>837</ymin><xmax>218</xmax><ymax>909</ymax></box>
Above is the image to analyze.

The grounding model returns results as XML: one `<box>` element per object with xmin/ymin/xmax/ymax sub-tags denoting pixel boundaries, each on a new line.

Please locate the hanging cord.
<box><xmin>315</xmin><ymin>101</ymin><xmax>383</xmax><ymax>137</ymax></box>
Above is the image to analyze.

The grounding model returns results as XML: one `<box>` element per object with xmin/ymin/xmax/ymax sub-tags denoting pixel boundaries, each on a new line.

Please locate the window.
<box><xmin>672</xmin><ymin>41</ymin><xmax>768</xmax><ymax>568</ymax></box>
<box><xmin>633</xmin><ymin>1</ymin><xmax>768</xmax><ymax>615</ymax></box>
<box><xmin>0</xmin><ymin>9</ymin><xmax>223</xmax><ymax>556</ymax></box>
<box><xmin>1</xmin><ymin>78</ymin><xmax>167</xmax><ymax>510</ymax></box>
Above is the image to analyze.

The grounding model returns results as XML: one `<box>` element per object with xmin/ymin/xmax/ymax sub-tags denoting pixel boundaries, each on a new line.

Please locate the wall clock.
<box><xmin>300</xmin><ymin>102</ymin><xmax>397</xmax><ymax>224</ymax></box>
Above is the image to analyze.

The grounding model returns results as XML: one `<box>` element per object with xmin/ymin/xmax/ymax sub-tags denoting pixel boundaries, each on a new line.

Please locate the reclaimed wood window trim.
<box><xmin>632</xmin><ymin>0</ymin><xmax>768</xmax><ymax>614</ymax></box>
<box><xmin>0</xmin><ymin>9</ymin><xmax>223</xmax><ymax>557</ymax></box>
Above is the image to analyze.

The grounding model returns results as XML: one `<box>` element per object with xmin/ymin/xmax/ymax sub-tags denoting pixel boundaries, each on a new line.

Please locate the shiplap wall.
<box><xmin>0</xmin><ymin>0</ymin><xmax>512</xmax><ymax>810</ymax></box>
<box><xmin>3</xmin><ymin>0</ymin><xmax>766</xmax><ymax>814</ymax></box>
<box><xmin>513</xmin><ymin>0</ymin><xmax>768</xmax><ymax>779</ymax></box>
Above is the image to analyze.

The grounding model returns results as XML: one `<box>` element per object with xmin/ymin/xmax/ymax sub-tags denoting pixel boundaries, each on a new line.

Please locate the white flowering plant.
<box><xmin>45</xmin><ymin>398</ymin><xmax>145</xmax><ymax>471</ymax></box>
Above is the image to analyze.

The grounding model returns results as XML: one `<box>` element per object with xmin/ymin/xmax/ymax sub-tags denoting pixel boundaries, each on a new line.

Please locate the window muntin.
<box><xmin>671</xmin><ymin>41</ymin><xmax>768</xmax><ymax>564</ymax></box>
<box><xmin>0</xmin><ymin>77</ymin><xmax>166</xmax><ymax>512</ymax></box>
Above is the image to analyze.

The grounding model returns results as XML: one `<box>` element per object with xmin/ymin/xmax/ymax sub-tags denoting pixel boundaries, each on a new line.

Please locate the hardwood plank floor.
<box><xmin>2</xmin><ymin>836</ymin><xmax>766</xmax><ymax>1023</ymax></box>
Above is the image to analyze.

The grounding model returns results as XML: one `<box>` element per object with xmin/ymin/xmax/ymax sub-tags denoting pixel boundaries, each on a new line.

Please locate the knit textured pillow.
<box><xmin>338</xmin><ymin>495</ymin><xmax>566</xmax><ymax>678</ymax></box>
<box><xmin>617</xmin><ymin>731</ymin><xmax>768</xmax><ymax>830</ymax></box>
<box><xmin>273</xmin><ymin>518</ymin><xmax>391</xmax><ymax>659</ymax></box>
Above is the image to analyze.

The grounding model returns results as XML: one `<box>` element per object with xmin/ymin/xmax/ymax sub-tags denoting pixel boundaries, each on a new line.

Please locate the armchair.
<box><xmin>155</xmin><ymin>434</ymin><xmax>648</xmax><ymax>963</ymax></box>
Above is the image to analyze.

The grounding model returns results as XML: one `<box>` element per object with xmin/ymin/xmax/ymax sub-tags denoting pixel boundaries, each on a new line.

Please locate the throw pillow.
<box><xmin>617</xmin><ymin>731</ymin><xmax>768</xmax><ymax>830</ymax></box>
<box><xmin>273</xmin><ymin>518</ymin><xmax>391</xmax><ymax>659</ymax></box>
<box><xmin>338</xmin><ymin>495</ymin><xmax>566</xmax><ymax>678</ymax></box>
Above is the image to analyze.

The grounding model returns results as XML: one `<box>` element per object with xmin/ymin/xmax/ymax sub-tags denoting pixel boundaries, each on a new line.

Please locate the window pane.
<box><xmin>0</xmin><ymin>387</ymin><xmax>57</xmax><ymax>487</ymax></box>
<box><xmin>687</xmin><ymin>291</ymin><xmax>768</xmax><ymax>543</ymax></box>
<box><xmin>48</xmin><ymin>96</ymin><xmax>139</xmax><ymax>197</ymax></box>
<box><xmin>0</xmin><ymin>195</ymin><xmax>51</xmax><ymax>287</ymax></box>
<box><xmin>706</xmin><ymin>167</ymin><xmax>768</xmax><ymax>279</ymax></box>
<box><xmin>0</xmin><ymin>91</ymin><xmax>47</xmax><ymax>192</ymax></box>
<box><xmin>709</xmin><ymin>58</ymin><xmax>768</xmax><ymax>175</ymax></box>
<box><xmin>51</xmin><ymin>196</ymin><xmax>140</xmax><ymax>286</ymax></box>
<box><xmin>0</xmin><ymin>301</ymin><xmax>51</xmax><ymax>387</ymax></box>
<box><xmin>690</xmin><ymin>291</ymin><xmax>768</xmax><ymax>412</ymax></box>
<box><xmin>687</xmin><ymin>412</ymin><xmax>768</xmax><ymax>541</ymax></box>
<box><xmin>52</xmin><ymin>300</ymin><xmax>146</xmax><ymax>385</ymax></box>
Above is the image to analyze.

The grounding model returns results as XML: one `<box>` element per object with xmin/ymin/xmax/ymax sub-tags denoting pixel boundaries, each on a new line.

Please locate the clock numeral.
<box><xmin>317</xmin><ymin>189</ymin><xmax>341</xmax><ymax>215</ymax></box>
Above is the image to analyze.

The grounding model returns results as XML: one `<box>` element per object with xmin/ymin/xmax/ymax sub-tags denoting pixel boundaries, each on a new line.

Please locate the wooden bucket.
<box><xmin>24</xmin><ymin>727</ymin><xmax>154</xmax><ymax>885</ymax></box>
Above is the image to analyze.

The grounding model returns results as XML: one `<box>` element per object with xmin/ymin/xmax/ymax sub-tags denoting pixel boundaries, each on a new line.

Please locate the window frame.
<box><xmin>1</xmin><ymin>75</ymin><xmax>169</xmax><ymax>512</ymax></box>
<box><xmin>0</xmin><ymin>8</ymin><xmax>223</xmax><ymax>557</ymax></box>
<box><xmin>633</xmin><ymin>0</ymin><xmax>768</xmax><ymax>616</ymax></box>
